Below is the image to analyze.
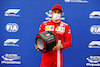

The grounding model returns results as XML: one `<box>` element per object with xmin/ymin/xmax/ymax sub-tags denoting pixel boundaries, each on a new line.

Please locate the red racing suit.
<box><xmin>38</xmin><ymin>20</ymin><xmax>72</xmax><ymax>67</ymax></box>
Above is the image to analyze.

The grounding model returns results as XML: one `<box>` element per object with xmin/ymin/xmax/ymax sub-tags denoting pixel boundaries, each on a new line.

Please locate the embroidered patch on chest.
<box><xmin>55</xmin><ymin>26</ymin><xmax>65</xmax><ymax>33</ymax></box>
<box><xmin>45</xmin><ymin>25</ymin><xmax>54</xmax><ymax>31</ymax></box>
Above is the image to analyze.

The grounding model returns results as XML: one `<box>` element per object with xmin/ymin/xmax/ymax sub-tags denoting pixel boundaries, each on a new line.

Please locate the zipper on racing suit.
<box><xmin>55</xmin><ymin>50</ymin><xmax>56</xmax><ymax>64</ymax></box>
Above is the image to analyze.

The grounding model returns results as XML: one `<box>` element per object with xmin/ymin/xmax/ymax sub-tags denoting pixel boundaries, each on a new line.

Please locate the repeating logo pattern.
<box><xmin>86</xmin><ymin>9</ymin><xmax>100</xmax><ymax>66</ymax></box>
<box><xmin>1</xmin><ymin>8</ymin><xmax>21</xmax><ymax>65</ymax></box>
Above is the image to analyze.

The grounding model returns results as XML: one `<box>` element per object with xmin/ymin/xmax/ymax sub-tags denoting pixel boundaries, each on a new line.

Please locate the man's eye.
<box><xmin>54</xmin><ymin>11</ymin><xmax>56</xmax><ymax>13</ymax></box>
<box><xmin>58</xmin><ymin>11</ymin><xmax>61</xmax><ymax>13</ymax></box>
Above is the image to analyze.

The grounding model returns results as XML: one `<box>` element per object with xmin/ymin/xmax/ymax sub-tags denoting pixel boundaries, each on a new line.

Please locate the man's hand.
<box><xmin>34</xmin><ymin>44</ymin><xmax>39</xmax><ymax>51</ymax></box>
<box><xmin>52</xmin><ymin>44</ymin><xmax>62</xmax><ymax>50</ymax></box>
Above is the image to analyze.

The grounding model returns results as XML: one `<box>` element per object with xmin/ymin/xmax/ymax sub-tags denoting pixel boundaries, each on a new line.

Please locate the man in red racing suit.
<box><xmin>35</xmin><ymin>4</ymin><xmax>72</xmax><ymax>67</ymax></box>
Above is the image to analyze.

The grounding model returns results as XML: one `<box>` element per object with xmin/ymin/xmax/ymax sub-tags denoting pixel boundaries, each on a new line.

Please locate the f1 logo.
<box><xmin>4</xmin><ymin>9</ymin><xmax>20</xmax><ymax>17</ymax></box>
<box><xmin>4</xmin><ymin>39</ymin><xmax>19</xmax><ymax>46</ymax></box>
<box><xmin>89</xmin><ymin>11</ymin><xmax>100</xmax><ymax>19</ymax></box>
<box><xmin>89</xmin><ymin>41</ymin><xmax>100</xmax><ymax>48</ymax></box>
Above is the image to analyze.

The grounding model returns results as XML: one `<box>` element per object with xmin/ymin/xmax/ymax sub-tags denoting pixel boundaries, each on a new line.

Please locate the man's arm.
<box><xmin>38</xmin><ymin>23</ymin><xmax>45</xmax><ymax>34</ymax></box>
<box><xmin>35</xmin><ymin>23</ymin><xmax>45</xmax><ymax>51</ymax></box>
<box><xmin>62</xmin><ymin>25</ymin><xmax>72</xmax><ymax>49</ymax></box>
<box><xmin>53</xmin><ymin>25</ymin><xmax>72</xmax><ymax>50</ymax></box>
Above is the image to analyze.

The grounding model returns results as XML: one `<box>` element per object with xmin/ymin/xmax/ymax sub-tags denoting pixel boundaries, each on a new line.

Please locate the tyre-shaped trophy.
<box><xmin>35</xmin><ymin>31</ymin><xmax>56</xmax><ymax>53</ymax></box>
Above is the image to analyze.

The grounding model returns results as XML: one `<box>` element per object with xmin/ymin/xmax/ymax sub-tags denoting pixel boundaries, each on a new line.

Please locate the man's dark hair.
<box><xmin>52</xmin><ymin>9</ymin><xmax>62</xmax><ymax>12</ymax></box>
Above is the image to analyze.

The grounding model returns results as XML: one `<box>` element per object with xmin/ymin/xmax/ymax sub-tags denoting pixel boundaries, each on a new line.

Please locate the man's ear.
<box><xmin>51</xmin><ymin>11</ymin><xmax>53</xmax><ymax>16</ymax></box>
<box><xmin>61</xmin><ymin>13</ymin><xmax>63</xmax><ymax>16</ymax></box>
<box><xmin>51</xmin><ymin>11</ymin><xmax>52</xmax><ymax>15</ymax></box>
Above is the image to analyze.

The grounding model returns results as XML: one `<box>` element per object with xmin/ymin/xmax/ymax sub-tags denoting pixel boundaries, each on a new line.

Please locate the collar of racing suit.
<box><xmin>51</xmin><ymin>19</ymin><xmax>61</xmax><ymax>24</ymax></box>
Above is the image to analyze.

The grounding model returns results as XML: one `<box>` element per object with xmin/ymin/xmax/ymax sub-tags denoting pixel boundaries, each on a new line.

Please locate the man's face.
<box><xmin>51</xmin><ymin>9</ymin><xmax>62</xmax><ymax>21</ymax></box>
